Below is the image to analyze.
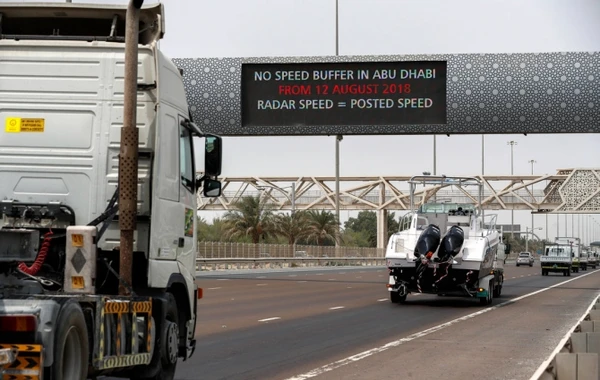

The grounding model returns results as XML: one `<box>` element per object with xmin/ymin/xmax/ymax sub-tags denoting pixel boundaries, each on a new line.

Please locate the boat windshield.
<box><xmin>418</xmin><ymin>203</ymin><xmax>476</xmax><ymax>215</ymax></box>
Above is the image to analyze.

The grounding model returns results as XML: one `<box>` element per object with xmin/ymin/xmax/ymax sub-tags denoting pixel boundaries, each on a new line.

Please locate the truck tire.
<box><xmin>131</xmin><ymin>292</ymin><xmax>179</xmax><ymax>380</ymax></box>
<box><xmin>493</xmin><ymin>282</ymin><xmax>502</xmax><ymax>297</ymax></box>
<box><xmin>45</xmin><ymin>302</ymin><xmax>89</xmax><ymax>380</ymax></box>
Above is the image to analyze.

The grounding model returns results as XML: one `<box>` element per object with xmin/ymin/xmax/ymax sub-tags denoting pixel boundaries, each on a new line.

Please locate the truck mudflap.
<box><xmin>94</xmin><ymin>297</ymin><xmax>155</xmax><ymax>371</ymax></box>
<box><xmin>0</xmin><ymin>344</ymin><xmax>43</xmax><ymax>380</ymax></box>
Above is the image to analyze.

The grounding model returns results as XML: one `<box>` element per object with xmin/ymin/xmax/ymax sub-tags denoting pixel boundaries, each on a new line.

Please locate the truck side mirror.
<box><xmin>205</xmin><ymin>135</ymin><xmax>222</xmax><ymax>176</ymax></box>
<box><xmin>203</xmin><ymin>178</ymin><xmax>222</xmax><ymax>197</ymax></box>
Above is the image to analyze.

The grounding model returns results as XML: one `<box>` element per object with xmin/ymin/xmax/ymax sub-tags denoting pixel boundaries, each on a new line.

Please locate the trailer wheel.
<box><xmin>45</xmin><ymin>302</ymin><xmax>89</xmax><ymax>380</ymax></box>
<box><xmin>493</xmin><ymin>282</ymin><xmax>502</xmax><ymax>297</ymax></box>
<box><xmin>132</xmin><ymin>292</ymin><xmax>179</xmax><ymax>380</ymax></box>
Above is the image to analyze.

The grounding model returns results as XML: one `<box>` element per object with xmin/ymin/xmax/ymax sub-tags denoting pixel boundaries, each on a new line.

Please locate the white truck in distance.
<box><xmin>541</xmin><ymin>238</ymin><xmax>581</xmax><ymax>276</ymax></box>
<box><xmin>0</xmin><ymin>2</ymin><xmax>221</xmax><ymax>379</ymax></box>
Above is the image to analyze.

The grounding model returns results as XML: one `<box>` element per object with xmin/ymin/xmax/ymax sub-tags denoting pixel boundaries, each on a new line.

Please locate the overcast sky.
<box><xmin>5</xmin><ymin>0</ymin><xmax>600</xmax><ymax>242</ymax></box>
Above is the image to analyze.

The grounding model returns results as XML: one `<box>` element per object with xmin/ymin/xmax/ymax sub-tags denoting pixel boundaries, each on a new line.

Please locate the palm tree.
<box><xmin>274</xmin><ymin>211</ymin><xmax>310</xmax><ymax>242</ymax></box>
<box><xmin>304</xmin><ymin>210</ymin><xmax>340</xmax><ymax>246</ymax></box>
<box><xmin>222</xmin><ymin>195</ymin><xmax>275</xmax><ymax>244</ymax></box>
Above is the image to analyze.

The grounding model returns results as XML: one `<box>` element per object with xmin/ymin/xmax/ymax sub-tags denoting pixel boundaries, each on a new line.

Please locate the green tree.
<box><xmin>343</xmin><ymin>210</ymin><xmax>400</xmax><ymax>247</ymax></box>
<box><xmin>222</xmin><ymin>195</ymin><xmax>275</xmax><ymax>244</ymax></box>
<box><xmin>304</xmin><ymin>210</ymin><xmax>340</xmax><ymax>246</ymax></box>
<box><xmin>341</xmin><ymin>229</ymin><xmax>372</xmax><ymax>247</ymax></box>
<box><xmin>273</xmin><ymin>211</ymin><xmax>310</xmax><ymax>245</ymax></box>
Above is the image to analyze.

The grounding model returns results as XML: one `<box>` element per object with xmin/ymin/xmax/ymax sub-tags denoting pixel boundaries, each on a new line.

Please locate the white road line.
<box><xmin>256</xmin><ymin>283</ymin><xmax>267</xmax><ymax>286</ymax></box>
<box><xmin>207</xmin><ymin>287</ymin><xmax>222</xmax><ymax>290</ymax></box>
<box><xmin>284</xmin><ymin>269</ymin><xmax>600</xmax><ymax>380</ymax></box>
<box><xmin>528</xmin><ymin>274</ymin><xmax>532</xmax><ymax>276</ymax></box>
<box><xmin>329</xmin><ymin>279</ymin><xmax>336</xmax><ymax>281</ymax></box>
<box><xmin>297</xmin><ymin>281</ymin><xmax>307</xmax><ymax>283</ymax></box>
<box><xmin>316</xmin><ymin>273</ymin><xmax>324</xmax><ymax>276</ymax></box>
<box><xmin>329</xmin><ymin>306</ymin><xmax>345</xmax><ymax>310</ymax></box>
<box><xmin>377</xmin><ymin>298</ymin><xmax>388</xmax><ymax>302</ymax></box>
<box><xmin>258</xmin><ymin>317</ymin><xmax>281</xmax><ymax>322</ymax></box>
<box><xmin>288</xmin><ymin>274</ymin><xmax>297</xmax><ymax>277</ymax></box>
<box><xmin>338</xmin><ymin>272</ymin><xmax>346</xmax><ymax>274</ymax></box>
<box><xmin>346</xmin><ymin>287</ymin><xmax>352</xmax><ymax>289</ymax></box>
<box><xmin>216</xmin><ymin>279</ymin><xmax>230</xmax><ymax>281</ymax></box>
<box><xmin>511</xmin><ymin>277</ymin><xmax>516</xmax><ymax>279</ymax></box>
<box><xmin>520</xmin><ymin>275</ymin><xmax>525</xmax><ymax>277</ymax></box>
<box><xmin>257</xmin><ymin>276</ymin><xmax>266</xmax><ymax>279</ymax></box>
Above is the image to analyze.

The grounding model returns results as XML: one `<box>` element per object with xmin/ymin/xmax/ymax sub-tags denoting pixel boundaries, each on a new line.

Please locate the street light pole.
<box><xmin>528</xmin><ymin>159</ymin><xmax>536</xmax><ymax>241</ymax></box>
<box><xmin>507</xmin><ymin>141</ymin><xmax>517</xmax><ymax>238</ymax></box>
<box><xmin>481</xmin><ymin>135</ymin><xmax>485</xmax><ymax>175</ymax></box>
<box><xmin>334</xmin><ymin>0</ymin><xmax>341</xmax><ymax>247</ymax></box>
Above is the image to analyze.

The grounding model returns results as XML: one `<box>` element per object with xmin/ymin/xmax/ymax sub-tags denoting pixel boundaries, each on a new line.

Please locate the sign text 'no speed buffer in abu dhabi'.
<box><xmin>241</xmin><ymin>61</ymin><xmax>447</xmax><ymax>131</ymax></box>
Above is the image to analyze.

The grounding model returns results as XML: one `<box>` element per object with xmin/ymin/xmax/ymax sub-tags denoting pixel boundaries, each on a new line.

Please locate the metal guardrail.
<box><xmin>196</xmin><ymin>257</ymin><xmax>386</xmax><ymax>271</ymax></box>
<box><xmin>197</xmin><ymin>241</ymin><xmax>384</xmax><ymax>259</ymax></box>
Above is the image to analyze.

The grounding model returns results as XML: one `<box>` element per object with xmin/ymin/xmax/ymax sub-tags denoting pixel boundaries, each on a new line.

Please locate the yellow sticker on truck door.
<box><xmin>5</xmin><ymin>117</ymin><xmax>45</xmax><ymax>133</ymax></box>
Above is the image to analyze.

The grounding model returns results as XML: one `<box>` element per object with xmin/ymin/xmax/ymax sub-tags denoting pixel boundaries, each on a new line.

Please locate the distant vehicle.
<box><xmin>516</xmin><ymin>252</ymin><xmax>534</xmax><ymax>267</ymax></box>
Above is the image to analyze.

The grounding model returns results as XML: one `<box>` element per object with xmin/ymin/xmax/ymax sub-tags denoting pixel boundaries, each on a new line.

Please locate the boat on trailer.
<box><xmin>385</xmin><ymin>175</ymin><xmax>506</xmax><ymax>306</ymax></box>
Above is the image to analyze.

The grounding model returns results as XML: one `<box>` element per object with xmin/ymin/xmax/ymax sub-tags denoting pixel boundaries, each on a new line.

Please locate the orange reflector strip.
<box><xmin>197</xmin><ymin>288</ymin><xmax>203</xmax><ymax>299</ymax></box>
<box><xmin>0</xmin><ymin>315</ymin><xmax>37</xmax><ymax>332</ymax></box>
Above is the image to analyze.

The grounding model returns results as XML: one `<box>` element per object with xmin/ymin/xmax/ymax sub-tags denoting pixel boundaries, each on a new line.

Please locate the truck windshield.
<box><xmin>546</xmin><ymin>247</ymin><xmax>569</xmax><ymax>257</ymax></box>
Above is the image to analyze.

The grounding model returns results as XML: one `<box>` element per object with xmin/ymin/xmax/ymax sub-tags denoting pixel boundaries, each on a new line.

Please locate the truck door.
<box><xmin>177</xmin><ymin>117</ymin><xmax>197</xmax><ymax>272</ymax></box>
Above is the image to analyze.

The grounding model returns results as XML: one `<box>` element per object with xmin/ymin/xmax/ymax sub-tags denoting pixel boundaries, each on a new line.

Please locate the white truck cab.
<box><xmin>0</xmin><ymin>2</ymin><xmax>220</xmax><ymax>379</ymax></box>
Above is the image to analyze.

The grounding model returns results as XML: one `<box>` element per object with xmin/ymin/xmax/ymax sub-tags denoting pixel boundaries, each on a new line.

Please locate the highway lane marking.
<box><xmin>207</xmin><ymin>287</ymin><xmax>222</xmax><ymax>290</ymax></box>
<box><xmin>289</xmin><ymin>275</ymin><xmax>297</xmax><ymax>277</ymax></box>
<box><xmin>284</xmin><ymin>269</ymin><xmax>600</xmax><ymax>380</ymax></box>
<box><xmin>216</xmin><ymin>279</ymin><xmax>230</xmax><ymax>281</ymax></box>
<box><xmin>256</xmin><ymin>284</ymin><xmax>268</xmax><ymax>286</ymax></box>
<box><xmin>329</xmin><ymin>279</ymin><xmax>336</xmax><ymax>281</ymax></box>
<box><xmin>257</xmin><ymin>276</ymin><xmax>266</xmax><ymax>279</ymax></box>
<box><xmin>377</xmin><ymin>298</ymin><xmax>387</xmax><ymax>302</ymax></box>
<box><xmin>297</xmin><ymin>281</ymin><xmax>307</xmax><ymax>283</ymax></box>
<box><xmin>258</xmin><ymin>317</ymin><xmax>281</xmax><ymax>322</ymax></box>
<box><xmin>329</xmin><ymin>306</ymin><xmax>345</xmax><ymax>310</ymax></box>
<box><xmin>346</xmin><ymin>287</ymin><xmax>352</xmax><ymax>289</ymax></box>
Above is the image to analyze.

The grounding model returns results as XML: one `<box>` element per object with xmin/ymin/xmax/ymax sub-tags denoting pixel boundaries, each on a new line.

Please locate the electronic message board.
<box><xmin>241</xmin><ymin>61</ymin><xmax>447</xmax><ymax>128</ymax></box>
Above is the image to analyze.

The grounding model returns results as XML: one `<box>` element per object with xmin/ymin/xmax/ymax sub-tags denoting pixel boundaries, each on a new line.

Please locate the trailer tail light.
<box><xmin>0</xmin><ymin>315</ymin><xmax>37</xmax><ymax>332</ymax></box>
<box><xmin>197</xmin><ymin>288</ymin><xmax>203</xmax><ymax>299</ymax></box>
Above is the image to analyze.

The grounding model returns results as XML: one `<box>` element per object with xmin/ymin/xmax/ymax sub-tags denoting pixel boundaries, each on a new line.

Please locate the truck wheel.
<box><xmin>45</xmin><ymin>302</ymin><xmax>89</xmax><ymax>380</ymax></box>
<box><xmin>132</xmin><ymin>293</ymin><xmax>179</xmax><ymax>380</ymax></box>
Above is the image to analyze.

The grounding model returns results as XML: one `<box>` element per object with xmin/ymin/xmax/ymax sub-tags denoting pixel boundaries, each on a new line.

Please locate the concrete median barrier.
<box><xmin>533</xmin><ymin>294</ymin><xmax>600</xmax><ymax>380</ymax></box>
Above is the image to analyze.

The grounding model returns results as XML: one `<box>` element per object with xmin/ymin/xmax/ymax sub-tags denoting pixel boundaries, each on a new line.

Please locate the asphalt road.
<box><xmin>167</xmin><ymin>264</ymin><xmax>600</xmax><ymax>380</ymax></box>
<box><xmin>99</xmin><ymin>264</ymin><xmax>599</xmax><ymax>380</ymax></box>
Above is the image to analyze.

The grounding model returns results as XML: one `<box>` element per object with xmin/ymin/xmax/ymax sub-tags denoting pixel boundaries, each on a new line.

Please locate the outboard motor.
<box><xmin>414</xmin><ymin>224</ymin><xmax>441</xmax><ymax>259</ymax></box>
<box><xmin>438</xmin><ymin>225</ymin><xmax>465</xmax><ymax>262</ymax></box>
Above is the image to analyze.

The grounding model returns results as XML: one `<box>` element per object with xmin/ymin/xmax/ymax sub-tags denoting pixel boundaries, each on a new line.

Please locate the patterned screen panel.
<box><xmin>173</xmin><ymin>52</ymin><xmax>600</xmax><ymax>136</ymax></box>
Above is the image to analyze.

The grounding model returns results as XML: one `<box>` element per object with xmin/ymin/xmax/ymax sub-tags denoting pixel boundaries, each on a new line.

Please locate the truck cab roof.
<box><xmin>0</xmin><ymin>2</ymin><xmax>165</xmax><ymax>44</ymax></box>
